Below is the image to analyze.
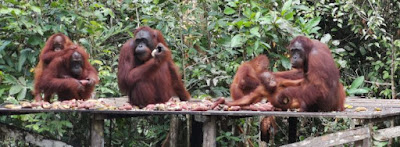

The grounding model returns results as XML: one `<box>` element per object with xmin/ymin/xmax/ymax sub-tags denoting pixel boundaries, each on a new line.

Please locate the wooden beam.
<box><xmin>202</xmin><ymin>116</ymin><xmax>216</xmax><ymax>147</ymax></box>
<box><xmin>281</xmin><ymin>127</ymin><xmax>371</xmax><ymax>147</ymax></box>
<box><xmin>91</xmin><ymin>114</ymin><xmax>105</xmax><ymax>147</ymax></box>
<box><xmin>373</xmin><ymin>125</ymin><xmax>400</xmax><ymax>141</ymax></box>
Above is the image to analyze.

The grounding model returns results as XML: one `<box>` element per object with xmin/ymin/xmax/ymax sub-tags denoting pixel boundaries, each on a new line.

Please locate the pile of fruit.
<box><xmin>1</xmin><ymin>97</ymin><xmax>276</xmax><ymax>111</ymax></box>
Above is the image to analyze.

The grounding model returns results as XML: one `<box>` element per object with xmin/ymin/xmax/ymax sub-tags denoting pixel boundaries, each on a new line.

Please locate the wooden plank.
<box><xmin>202</xmin><ymin>116</ymin><xmax>216</xmax><ymax>147</ymax></box>
<box><xmin>1</xmin><ymin>107</ymin><xmax>400</xmax><ymax>119</ymax></box>
<box><xmin>346</xmin><ymin>97</ymin><xmax>400</xmax><ymax>102</ymax></box>
<box><xmin>345</xmin><ymin>97</ymin><xmax>400</xmax><ymax>108</ymax></box>
<box><xmin>373</xmin><ymin>125</ymin><xmax>400</xmax><ymax>141</ymax></box>
<box><xmin>1</xmin><ymin>97</ymin><xmax>400</xmax><ymax>119</ymax></box>
<box><xmin>281</xmin><ymin>127</ymin><xmax>371</xmax><ymax>147</ymax></box>
<box><xmin>91</xmin><ymin>114</ymin><xmax>105</xmax><ymax>147</ymax></box>
<box><xmin>344</xmin><ymin>103</ymin><xmax>400</xmax><ymax>108</ymax></box>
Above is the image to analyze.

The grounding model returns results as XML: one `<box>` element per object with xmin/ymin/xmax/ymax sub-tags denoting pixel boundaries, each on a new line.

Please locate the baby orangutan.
<box><xmin>226</xmin><ymin>71</ymin><xmax>302</xmax><ymax>110</ymax></box>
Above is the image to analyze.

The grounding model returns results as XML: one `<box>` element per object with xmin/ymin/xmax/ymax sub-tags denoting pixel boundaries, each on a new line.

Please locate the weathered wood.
<box><xmin>2</xmin><ymin>98</ymin><xmax>400</xmax><ymax>119</ymax></box>
<box><xmin>202</xmin><ymin>116</ymin><xmax>216</xmax><ymax>147</ymax></box>
<box><xmin>91</xmin><ymin>114</ymin><xmax>105</xmax><ymax>147</ymax></box>
<box><xmin>0</xmin><ymin>123</ymin><xmax>72</xmax><ymax>147</ymax></box>
<box><xmin>345</xmin><ymin>97</ymin><xmax>400</xmax><ymax>107</ymax></box>
<box><xmin>353</xmin><ymin>118</ymin><xmax>365</xmax><ymax>147</ymax></box>
<box><xmin>388</xmin><ymin>119</ymin><xmax>394</xmax><ymax>146</ymax></box>
<box><xmin>281</xmin><ymin>127</ymin><xmax>371</xmax><ymax>147</ymax></box>
<box><xmin>373</xmin><ymin>125</ymin><xmax>400</xmax><ymax>141</ymax></box>
<box><xmin>2</xmin><ymin>107</ymin><xmax>400</xmax><ymax>119</ymax></box>
<box><xmin>2</xmin><ymin>97</ymin><xmax>400</xmax><ymax>147</ymax></box>
<box><xmin>169</xmin><ymin>115</ymin><xmax>179</xmax><ymax>147</ymax></box>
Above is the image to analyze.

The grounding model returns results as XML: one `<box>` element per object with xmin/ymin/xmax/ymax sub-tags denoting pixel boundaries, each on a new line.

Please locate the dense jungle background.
<box><xmin>0</xmin><ymin>0</ymin><xmax>400</xmax><ymax>146</ymax></box>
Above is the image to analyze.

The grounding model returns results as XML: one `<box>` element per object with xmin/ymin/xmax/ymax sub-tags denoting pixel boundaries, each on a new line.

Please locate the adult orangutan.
<box><xmin>38</xmin><ymin>46</ymin><xmax>99</xmax><ymax>101</ymax></box>
<box><xmin>117</xmin><ymin>26</ymin><xmax>190</xmax><ymax>107</ymax></box>
<box><xmin>33</xmin><ymin>33</ymin><xmax>76</xmax><ymax>101</ymax></box>
<box><xmin>274</xmin><ymin>36</ymin><xmax>345</xmax><ymax>112</ymax></box>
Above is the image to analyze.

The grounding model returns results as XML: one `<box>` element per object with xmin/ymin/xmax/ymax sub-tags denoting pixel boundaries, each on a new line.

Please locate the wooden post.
<box><xmin>169</xmin><ymin>115</ymin><xmax>179</xmax><ymax>147</ymax></box>
<box><xmin>288</xmin><ymin>117</ymin><xmax>297</xmax><ymax>143</ymax></box>
<box><xmin>352</xmin><ymin>119</ymin><xmax>372</xmax><ymax>147</ymax></box>
<box><xmin>352</xmin><ymin>119</ymin><xmax>363</xmax><ymax>147</ymax></box>
<box><xmin>202</xmin><ymin>116</ymin><xmax>216</xmax><ymax>147</ymax></box>
<box><xmin>91</xmin><ymin>114</ymin><xmax>105</xmax><ymax>147</ymax></box>
<box><xmin>388</xmin><ymin>119</ymin><xmax>394</xmax><ymax>146</ymax></box>
<box><xmin>361</xmin><ymin>123</ymin><xmax>372</xmax><ymax>147</ymax></box>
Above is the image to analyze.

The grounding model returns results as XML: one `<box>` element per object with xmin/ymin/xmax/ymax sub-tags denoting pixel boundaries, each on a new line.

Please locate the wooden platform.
<box><xmin>1</xmin><ymin>97</ymin><xmax>400</xmax><ymax>146</ymax></box>
<box><xmin>1</xmin><ymin>97</ymin><xmax>400</xmax><ymax>119</ymax></box>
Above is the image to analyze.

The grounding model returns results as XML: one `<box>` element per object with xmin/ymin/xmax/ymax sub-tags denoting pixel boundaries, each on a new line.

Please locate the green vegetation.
<box><xmin>0</xmin><ymin>0</ymin><xmax>399</xmax><ymax>146</ymax></box>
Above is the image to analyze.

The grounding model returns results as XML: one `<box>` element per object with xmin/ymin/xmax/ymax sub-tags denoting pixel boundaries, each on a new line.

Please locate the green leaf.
<box><xmin>5</xmin><ymin>97</ymin><xmax>19</xmax><ymax>104</ymax></box>
<box><xmin>281</xmin><ymin>0</ymin><xmax>292</xmax><ymax>15</ymax></box>
<box><xmin>259</xmin><ymin>15</ymin><xmax>272</xmax><ymax>25</ymax></box>
<box><xmin>320</xmin><ymin>34</ymin><xmax>332</xmax><ymax>44</ymax></box>
<box><xmin>30</xmin><ymin>6</ymin><xmax>41</xmax><ymax>14</ymax></box>
<box><xmin>235</xmin><ymin>20</ymin><xmax>244</xmax><ymax>28</ymax></box>
<box><xmin>18</xmin><ymin>77</ymin><xmax>26</xmax><ymax>86</ymax></box>
<box><xmin>284</xmin><ymin>12</ymin><xmax>294</xmax><ymax>20</ymax></box>
<box><xmin>383</xmin><ymin>71</ymin><xmax>389</xmax><ymax>79</ymax></box>
<box><xmin>347</xmin><ymin>88</ymin><xmax>369</xmax><ymax>94</ymax></box>
<box><xmin>9</xmin><ymin>85</ymin><xmax>22</xmax><ymax>95</ymax></box>
<box><xmin>231</xmin><ymin>35</ymin><xmax>246</xmax><ymax>48</ymax></box>
<box><xmin>306</xmin><ymin>17</ymin><xmax>321</xmax><ymax>28</ymax></box>
<box><xmin>65</xmin><ymin>121</ymin><xmax>73</xmax><ymax>128</ymax></box>
<box><xmin>224</xmin><ymin>7</ymin><xmax>235</xmax><ymax>15</ymax></box>
<box><xmin>243</xmin><ymin>21</ymin><xmax>252</xmax><ymax>27</ymax></box>
<box><xmin>260</xmin><ymin>41</ymin><xmax>271</xmax><ymax>49</ymax></box>
<box><xmin>10</xmin><ymin>8</ymin><xmax>22</xmax><ymax>16</ymax></box>
<box><xmin>0</xmin><ymin>8</ymin><xmax>10</xmax><ymax>14</ymax></box>
<box><xmin>3</xmin><ymin>75</ymin><xmax>18</xmax><ymax>84</ymax></box>
<box><xmin>33</xmin><ymin>125</ymin><xmax>39</xmax><ymax>131</ymax></box>
<box><xmin>243</xmin><ymin>8</ymin><xmax>252</xmax><ymax>18</ymax></box>
<box><xmin>153</xmin><ymin>0</ymin><xmax>159</xmax><ymax>4</ymax></box>
<box><xmin>92</xmin><ymin>60</ymin><xmax>103</xmax><ymax>65</ymax></box>
<box><xmin>17</xmin><ymin>50</ymin><xmax>28</xmax><ymax>72</ymax></box>
<box><xmin>250</xmin><ymin>27</ymin><xmax>260</xmax><ymax>38</ymax></box>
<box><xmin>0</xmin><ymin>40</ymin><xmax>11</xmax><ymax>52</ymax></box>
<box><xmin>246</xmin><ymin>46</ymin><xmax>254</xmax><ymax>55</ymax></box>
<box><xmin>350</xmin><ymin>76</ymin><xmax>364</xmax><ymax>89</ymax></box>
<box><xmin>0</xmin><ymin>89</ymin><xmax>5</xmax><ymax>97</ymax></box>
<box><xmin>394</xmin><ymin>40</ymin><xmax>400</xmax><ymax>47</ymax></box>
<box><xmin>254</xmin><ymin>40</ymin><xmax>260</xmax><ymax>51</ymax></box>
<box><xmin>27</xmin><ymin>36</ymin><xmax>41</xmax><ymax>46</ymax></box>
<box><xmin>17</xmin><ymin>87</ymin><xmax>27</xmax><ymax>100</ymax></box>
<box><xmin>280</xmin><ymin>56</ymin><xmax>291</xmax><ymax>69</ymax></box>
<box><xmin>255</xmin><ymin>12</ymin><xmax>261</xmax><ymax>20</ymax></box>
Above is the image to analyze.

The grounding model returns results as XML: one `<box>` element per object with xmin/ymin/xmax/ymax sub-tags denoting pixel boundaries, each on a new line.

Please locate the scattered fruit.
<box><xmin>355</xmin><ymin>107</ymin><xmax>367</xmax><ymax>112</ymax></box>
